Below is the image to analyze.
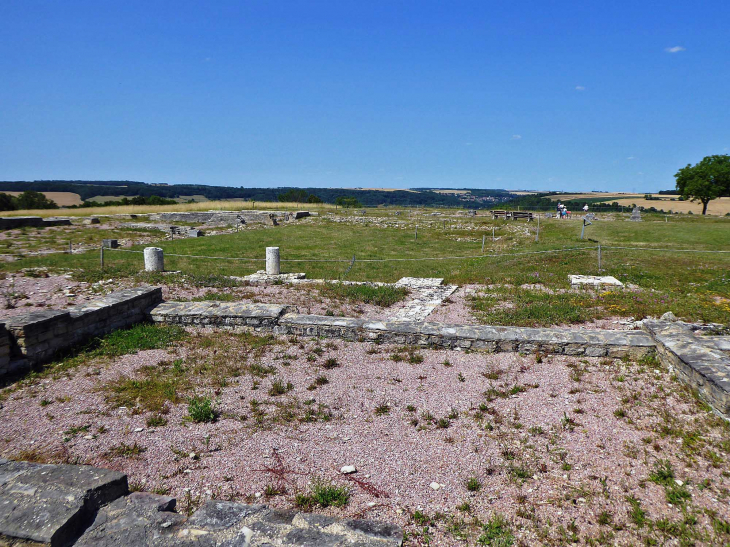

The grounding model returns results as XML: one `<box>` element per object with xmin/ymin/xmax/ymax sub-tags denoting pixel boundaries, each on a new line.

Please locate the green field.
<box><xmin>2</xmin><ymin>212</ymin><xmax>729</xmax><ymax>325</ymax></box>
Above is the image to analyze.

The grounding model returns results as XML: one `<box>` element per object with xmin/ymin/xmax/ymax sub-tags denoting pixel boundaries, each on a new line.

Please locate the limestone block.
<box><xmin>144</xmin><ymin>247</ymin><xmax>164</xmax><ymax>272</ymax></box>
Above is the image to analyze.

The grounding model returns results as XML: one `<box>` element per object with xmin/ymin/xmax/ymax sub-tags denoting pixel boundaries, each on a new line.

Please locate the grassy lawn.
<box><xmin>2</xmin><ymin>212</ymin><xmax>728</xmax><ymax>324</ymax></box>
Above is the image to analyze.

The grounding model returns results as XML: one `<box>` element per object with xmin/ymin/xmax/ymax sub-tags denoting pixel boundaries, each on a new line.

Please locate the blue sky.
<box><xmin>1</xmin><ymin>1</ymin><xmax>728</xmax><ymax>192</ymax></box>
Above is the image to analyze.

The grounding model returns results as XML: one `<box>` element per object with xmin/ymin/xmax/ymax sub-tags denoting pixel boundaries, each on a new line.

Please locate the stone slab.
<box><xmin>569</xmin><ymin>275</ymin><xmax>623</xmax><ymax>289</ymax></box>
<box><xmin>0</xmin><ymin>460</ymin><xmax>127</xmax><ymax>546</ymax></box>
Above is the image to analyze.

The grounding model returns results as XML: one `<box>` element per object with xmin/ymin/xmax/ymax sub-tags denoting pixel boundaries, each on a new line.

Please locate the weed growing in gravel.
<box><xmin>466</xmin><ymin>476</ymin><xmax>482</xmax><ymax>492</ymax></box>
<box><xmin>187</xmin><ymin>396</ymin><xmax>217</xmax><ymax>423</ymax></box>
<box><xmin>374</xmin><ymin>403</ymin><xmax>391</xmax><ymax>416</ymax></box>
<box><xmin>103</xmin><ymin>360</ymin><xmax>189</xmax><ymax>412</ymax></box>
<box><xmin>306</xmin><ymin>376</ymin><xmax>329</xmax><ymax>390</ymax></box>
<box><xmin>93</xmin><ymin>323</ymin><xmax>187</xmax><ymax>358</ymax></box>
<box><xmin>295</xmin><ymin>478</ymin><xmax>350</xmax><ymax>509</ymax></box>
<box><xmin>268</xmin><ymin>379</ymin><xmax>293</xmax><ymax>396</ymax></box>
<box><xmin>108</xmin><ymin>442</ymin><xmax>146</xmax><ymax>458</ymax></box>
<box><xmin>318</xmin><ymin>283</ymin><xmax>409</xmax><ymax>307</ymax></box>
<box><xmin>146</xmin><ymin>413</ymin><xmax>168</xmax><ymax>427</ymax></box>
<box><xmin>322</xmin><ymin>357</ymin><xmax>340</xmax><ymax>369</ymax></box>
<box><xmin>477</xmin><ymin>513</ymin><xmax>514</xmax><ymax>546</ymax></box>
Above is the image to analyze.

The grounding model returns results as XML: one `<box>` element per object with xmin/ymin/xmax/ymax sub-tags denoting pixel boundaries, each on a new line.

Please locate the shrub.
<box><xmin>188</xmin><ymin>396</ymin><xmax>217</xmax><ymax>423</ymax></box>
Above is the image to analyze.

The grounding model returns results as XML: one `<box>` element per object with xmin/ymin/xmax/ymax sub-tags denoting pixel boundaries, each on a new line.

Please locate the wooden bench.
<box><xmin>491</xmin><ymin>210</ymin><xmax>510</xmax><ymax>219</ymax></box>
<box><xmin>511</xmin><ymin>211</ymin><xmax>534</xmax><ymax>221</ymax></box>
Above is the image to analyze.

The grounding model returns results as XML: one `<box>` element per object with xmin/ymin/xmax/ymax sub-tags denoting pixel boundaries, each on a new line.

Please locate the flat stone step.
<box><xmin>149</xmin><ymin>301</ymin><xmax>290</xmax><ymax>328</ymax></box>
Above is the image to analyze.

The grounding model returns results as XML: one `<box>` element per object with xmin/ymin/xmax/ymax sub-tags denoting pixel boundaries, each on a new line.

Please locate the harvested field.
<box><xmin>1</xmin><ymin>327</ymin><xmax>728</xmax><ymax>545</ymax></box>
<box><xmin>596</xmin><ymin>197</ymin><xmax>730</xmax><ymax>216</ymax></box>
<box><xmin>3</xmin><ymin>191</ymin><xmax>83</xmax><ymax>206</ymax></box>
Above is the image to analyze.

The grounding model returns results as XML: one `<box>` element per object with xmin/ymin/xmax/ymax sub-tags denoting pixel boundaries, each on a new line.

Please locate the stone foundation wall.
<box><xmin>148</xmin><ymin>301</ymin><xmax>655</xmax><ymax>359</ymax></box>
<box><xmin>1</xmin><ymin>287</ymin><xmax>163</xmax><ymax>379</ymax></box>
<box><xmin>643</xmin><ymin>320</ymin><xmax>730</xmax><ymax>419</ymax></box>
<box><xmin>149</xmin><ymin>210</ymin><xmax>305</xmax><ymax>226</ymax></box>
<box><xmin>0</xmin><ymin>216</ymin><xmax>72</xmax><ymax>229</ymax></box>
<box><xmin>0</xmin><ymin>459</ymin><xmax>402</xmax><ymax>547</ymax></box>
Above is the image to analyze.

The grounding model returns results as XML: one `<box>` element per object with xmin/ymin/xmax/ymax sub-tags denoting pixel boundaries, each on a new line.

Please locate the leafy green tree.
<box><xmin>674</xmin><ymin>155</ymin><xmax>730</xmax><ymax>215</ymax></box>
<box><xmin>0</xmin><ymin>193</ymin><xmax>17</xmax><ymax>211</ymax></box>
<box><xmin>335</xmin><ymin>196</ymin><xmax>362</xmax><ymax>208</ymax></box>
<box><xmin>15</xmin><ymin>191</ymin><xmax>58</xmax><ymax>210</ymax></box>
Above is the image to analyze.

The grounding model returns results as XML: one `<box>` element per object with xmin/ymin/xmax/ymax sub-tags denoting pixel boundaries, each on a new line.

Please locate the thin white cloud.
<box><xmin>665</xmin><ymin>46</ymin><xmax>685</xmax><ymax>53</ymax></box>
<box><xmin>626</xmin><ymin>156</ymin><xmax>635</xmax><ymax>160</ymax></box>
<box><xmin>575</xmin><ymin>86</ymin><xmax>586</xmax><ymax>91</ymax></box>
<box><xmin>511</xmin><ymin>134</ymin><xmax>522</xmax><ymax>140</ymax></box>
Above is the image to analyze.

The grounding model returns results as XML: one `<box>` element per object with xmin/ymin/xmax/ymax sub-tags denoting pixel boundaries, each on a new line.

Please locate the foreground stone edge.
<box><xmin>0</xmin><ymin>459</ymin><xmax>403</xmax><ymax>547</ymax></box>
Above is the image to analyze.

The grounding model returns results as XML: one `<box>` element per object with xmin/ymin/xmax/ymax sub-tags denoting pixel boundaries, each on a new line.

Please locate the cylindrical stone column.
<box><xmin>144</xmin><ymin>247</ymin><xmax>164</xmax><ymax>272</ymax></box>
<box><xmin>266</xmin><ymin>247</ymin><xmax>280</xmax><ymax>275</ymax></box>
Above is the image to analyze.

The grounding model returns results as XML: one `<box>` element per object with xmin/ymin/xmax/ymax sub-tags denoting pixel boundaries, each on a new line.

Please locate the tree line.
<box><xmin>0</xmin><ymin>191</ymin><xmax>59</xmax><ymax>211</ymax></box>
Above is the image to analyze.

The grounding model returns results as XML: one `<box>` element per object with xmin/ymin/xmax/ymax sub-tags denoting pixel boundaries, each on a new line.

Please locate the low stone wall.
<box><xmin>1</xmin><ymin>287</ymin><xmax>162</xmax><ymax>379</ymax></box>
<box><xmin>0</xmin><ymin>459</ymin><xmax>402</xmax><ymax>547</ymax></box>
<box><xmin>149</xmin><ymin>210</ymin><xmax>306</xmax><ymax>226</ymax></box>
<box><xmin>643</xmin><ymin>320</ymin><xmax>730</xmax><ymax>419</ymax></box>
<box><xmin>148</xmin><ymin>301</ymin><xmax>655</xmax><ymax>358</ymax></box>
<box><xmin>149</xmin><ymin>301</ymin><xmax>290</xmax><ymax>330</ymax></box>
<box><xmin>0</xmin><ymin>216</ymin><xmax>72</xmax><ymax>229</ymax></box>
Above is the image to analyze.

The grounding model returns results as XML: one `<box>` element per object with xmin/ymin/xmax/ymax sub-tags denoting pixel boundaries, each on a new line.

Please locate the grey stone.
<box><xmin>0</xmin><ymin>461</ymin><xmax>127</xmax><ymax>546</ymax></box>
<box><xmin>282</xmin><ymin>527</ymin><xmax>342</xmax><ymax>546</ymax></box>
<box><xmin>343</xmin><ymin>519</ymin><xmax>404</xmax><ymax>542</ymax></box>
<box><xmin>144</xmin><ymin>247</ymin><xmax>164</xmax><ymax>272</ymax></box>
<box><xmin>660</xmin><ymin>311</ymin><xmax>677</xmax><ymax>322</ymax></box>
<box><xmin>187</xmin><ymin>501</ymin><xmax>264</xmax><ymax>530</ymax></box>
<box><xmin>102</xmin><ymin>239</ymin><xmax>119</xmax><ymax>249</ymax></box>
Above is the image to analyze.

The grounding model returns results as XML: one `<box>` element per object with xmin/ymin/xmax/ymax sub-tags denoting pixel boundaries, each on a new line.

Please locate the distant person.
<box><xmin>583</xmin><ymin>204</ymin><xmax>589</xmax><ymax>212</ymax></box>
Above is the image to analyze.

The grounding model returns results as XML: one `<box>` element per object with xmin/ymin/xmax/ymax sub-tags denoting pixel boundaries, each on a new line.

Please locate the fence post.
<box><xmin>481</xmin><ymin>234</ymin><xmax>485</xmax><ymax>253</ymax></box>
<box><xmin>415</xmin><ymin>225</ymin><xmax>418</xmax><ymax>241</ymax></box>
<box><xmin>598</xmin><ymin>245</ymin><xmax>602</xmax><ymax>272</ymax></box>
<box><xmin>492</xmin><ymin>226</ymin><xmax>495</xmax><ymax>241</ymax></box>
<box><xmin>535</xmin><ymin>215</ymin><xmax>540</xmax><ymax>242</ymax></box>
<box><xmin>100</xmin><ymin>244</ymin><xmax>104</xmax><ymax>272</ymax></box>
<box><xmin>68</xmin><ymin>241</ymin><xmax>72</xmax><ymax>254</ymax></box>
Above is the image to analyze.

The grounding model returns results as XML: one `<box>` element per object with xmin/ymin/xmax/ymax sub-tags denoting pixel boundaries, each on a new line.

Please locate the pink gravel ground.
<box><xmin>1</xmin><ymin>330</ymin><xmax>728</xmax><ymax>545</ymax></box>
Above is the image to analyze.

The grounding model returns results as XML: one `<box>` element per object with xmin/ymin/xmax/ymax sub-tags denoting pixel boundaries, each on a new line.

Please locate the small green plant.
<box><xmin>597</xmin><ymin>511</ymin><xmax>613</xmax><ymax>526</ymax></box>
<box><xmin>188</xmin><ymin>396</ymin><xmax>217</xmax><ymax>423</ymax></box>
<box><xmin>307</xmin><ymin>376</ymin><xmax>329</xmax><ymax>390</ymax></box>
<box><xmin>322</xmin><ymin>358</ymin><xmax>340</xmax><ymax>369</ymax></box>
<box><xmin>295</xmin><ymin>478</ymin><xmax>350</xmax><ymax>509</ymax></box>
<box><xmin>466</xmin><ymin>476</ymin><xmax>482</xmax><ymax>492</ymax></box>
<box><xmin>648</xmin><ymin>459</ymin><xmax>675</xmax><ymax>486</ymax></box>
<box><xmin>626</xmin><ymin>496</ymin><xmax>647</xmax><ymax>528</ymax></box>
<box><xmin>268</xmin><ymin>378</ymin><xmax>293</xmax><ymax>396</ymax></box>
<box><xmin>477</xmin><ymin>513</ymin><xmax>514</xmax><ymax>546</ymax></box>
<box><xmin>108</xmin><ymin>441</ymin><xmax>146</xmax><ymax>458</ymax></box>
<box><xmin>374</xmin><ymin>403</ymin><xmax>391</xmax><ymax>416</ymax></box>
<box><xmin>146</xmin><ymin>413</ymin><xmax>168</xmax><ymax>427</ymax></box>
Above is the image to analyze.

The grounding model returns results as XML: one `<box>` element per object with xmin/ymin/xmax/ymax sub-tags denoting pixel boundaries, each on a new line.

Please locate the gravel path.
<box><xmin>1</xmin><ymin>331</ymin><xmax>727</xmax><ymax>545</ymax></box>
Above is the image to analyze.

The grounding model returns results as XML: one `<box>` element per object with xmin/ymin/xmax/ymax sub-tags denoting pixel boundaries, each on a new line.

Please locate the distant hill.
<box><xmin>0</xmin><ymin>181</ymin><xmax>512</xmax><ymax>209</ymax></box>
